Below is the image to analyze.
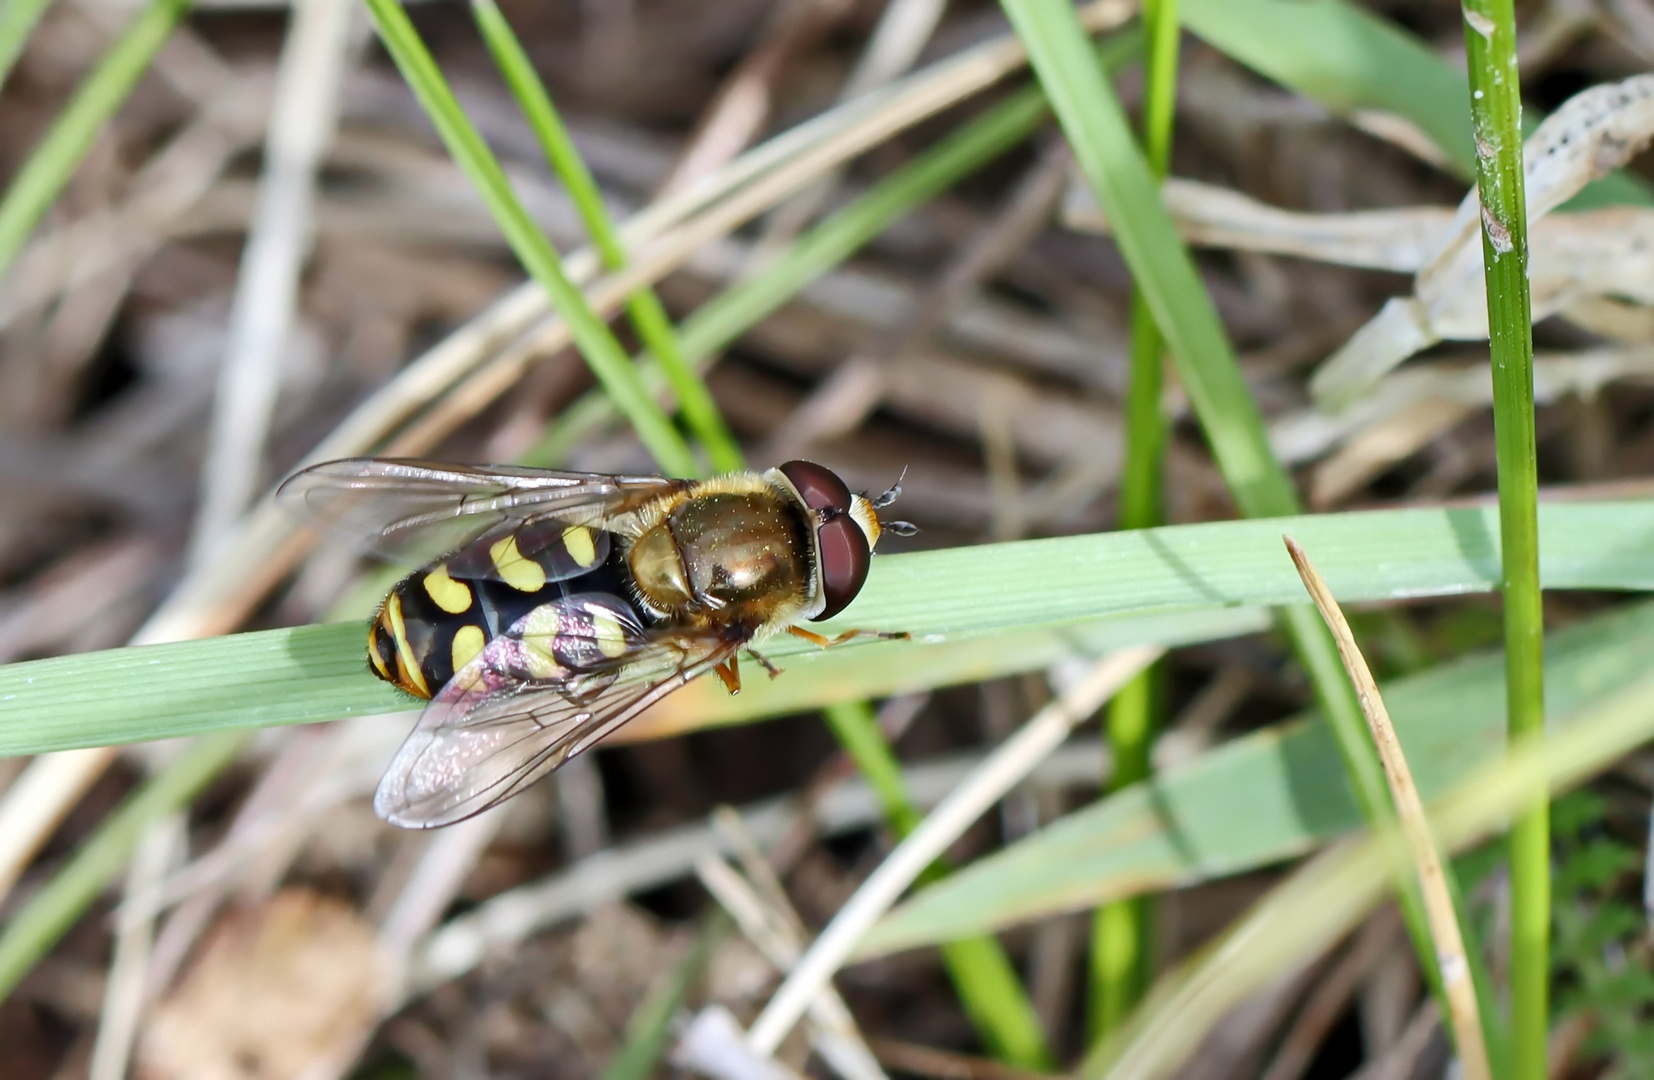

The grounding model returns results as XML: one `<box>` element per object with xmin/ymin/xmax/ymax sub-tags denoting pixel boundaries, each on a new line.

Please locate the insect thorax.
<box><xmin>626</xmin><ymin>482</ymin><xmax>813</xmax><ymax>627</ymax></box>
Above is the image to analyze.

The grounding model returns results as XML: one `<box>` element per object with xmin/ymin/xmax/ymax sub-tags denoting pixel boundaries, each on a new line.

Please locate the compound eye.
<box><xmin>813</xmin><ymin>515</ymin><xmax>871</xmax><ymax>621</ymax></box>
<box><xmin>779</xmin><ymin>459</ymin><xmax>852</xmax><ymax>515</ymax></box>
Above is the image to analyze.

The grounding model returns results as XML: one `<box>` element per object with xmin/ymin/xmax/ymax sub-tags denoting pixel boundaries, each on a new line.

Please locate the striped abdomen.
<box><xmin>367</xmin><ymin>520</ymin><xmax>643</xmax><ymax>699</ymax></box>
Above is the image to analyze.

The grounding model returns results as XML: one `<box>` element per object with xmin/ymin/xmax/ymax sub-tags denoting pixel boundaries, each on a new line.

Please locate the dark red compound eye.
<box><xmin>778</xmin><ymin>459</ymin><xmax>852</xmax><ymax>515</ymax></box>
<box><xmin>813</xmin><ymin>514</ymin><xmax>871</xmax><ymax>621</ymax></box>
<box><xmin>778</xmin><ymin>460</ymin><xmax>870</xmax><ymax>621</ymax></box>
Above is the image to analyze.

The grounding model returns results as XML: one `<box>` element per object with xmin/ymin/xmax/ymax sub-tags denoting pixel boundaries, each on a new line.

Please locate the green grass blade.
<box><xmin>3</xmin><ymin>500</ymin><xmax>1650</xmax><ymax>754</ymax></box>
<box><xmin>1463</xmin><ymin>1</ymin><xmax>1546</xmax><ymax>1074</ymax></box>
<box><xmin>1092</xmin><ymin>0</ymin><xmax>1180</xmax><ymax>1036</ymax></box>
<box><xmin>0</xmin><ymin>730</ymin><xmax>249</xmax><ymax>1000</ymax></box>
<box><xmin>360</xmin><ymin>0</ymin><xmax>697</xmax><ymax>477</ymax></box>
<box><xmin>999</xmin><ymin>0</ymin><xmax>1291</xmax><ymax>512</ymax></box>
<box><xmin>0</xmin><ymin>0</ymin><xmax>55</xmax><ymax>92</ymax></box>
<box><xmin>472</xmin><ymin>9</ymin><xmax>1064</xmax><ymax>1046</ymax></box>
<box><xmin>469</xmin><ymin>0</ymin><xmax>740</xmax><ymax>474</ymax></box>
<box><xmin>1178</xmin><ymin>0</ymin><xmax>1651</xmax><ymax>208</ymax></box>
<box><xmin>998</xmin><ymin>0</ymin><xmax>1431</xmax><ymax>1011</ymax></box>
<box><xmin>0</xmin><ymin>0</ymin><xmax>192</xmax><ymax>277</ymax></box>
<box><xmin>860</xmin><ymin>597</ymin><xmax>1654</xmax><ymax>956</ymax></box>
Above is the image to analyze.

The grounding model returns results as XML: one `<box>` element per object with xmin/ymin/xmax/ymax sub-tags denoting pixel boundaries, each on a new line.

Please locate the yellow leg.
<box><xmin>714</xmin><ymin>657</ymin><xmax>742</xmax><ymax>694</ymax></box>
<box><xmin>786</xmin><ymin>625</ymin><xmax>910</xmax><ymax>649</ymax></box>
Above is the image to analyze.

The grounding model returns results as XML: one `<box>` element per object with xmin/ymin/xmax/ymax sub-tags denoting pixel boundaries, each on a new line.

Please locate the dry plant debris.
<box><xmin>138</xmin><ymin>889</ymin><xmax>385</xmax><ymax>1080</ymax></box>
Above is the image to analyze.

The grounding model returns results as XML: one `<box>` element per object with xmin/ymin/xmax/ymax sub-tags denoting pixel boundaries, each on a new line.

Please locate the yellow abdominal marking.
<box><xmin>450</xmin><ymin>623</ymin><xmax>486</xmax><ymax>672</ymax></box>
<box><xmin>563</xmin><ymin>525</ymin><xmax>598</xmax><ymax>567</ymax></box>
<box><xmin>590</xmin><ymin>608</ymin><xmax>629</xmax><ymax>658</ymax></box>
<box><xmin>366</xmin><ymin>624</ymin><xmax>390</xmax><ymax>679</ymax></box>
<box><xmin>383</xmin><ymin>592</ymin><xmax>429</xmax><ymax>697</ymax></box>
<box><xmin>490</xmin><ymin>534</ymin><xmax>547</xmax><ymax>592</ymax></box>
<box><xmin>422</xmin><ymin>563</ymin><xmax>473</xmax><ymax>613</ymax></box>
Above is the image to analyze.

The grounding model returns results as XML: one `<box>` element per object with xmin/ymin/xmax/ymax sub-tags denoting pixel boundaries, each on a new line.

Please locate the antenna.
<box><xmin>871</xmin><ymin>466</ymin><xmax>908</xmax><ymax>510</ymax></box>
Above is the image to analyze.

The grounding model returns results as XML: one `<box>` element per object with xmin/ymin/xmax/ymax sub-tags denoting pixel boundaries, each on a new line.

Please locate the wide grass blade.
<box><xmin>1078</xmin><ymin>655</ymin><xmax>1654</xmax><ymax>1079</ymax></box>
<box><xmin>860</xmin><ymin>595</ymin><xmax>1654</xmax><ymax>955</ymax></box>
<box><xmin>3</xmin><ymin>500</ymin><xmax>1651</xmax><ymax>755</ymax></box>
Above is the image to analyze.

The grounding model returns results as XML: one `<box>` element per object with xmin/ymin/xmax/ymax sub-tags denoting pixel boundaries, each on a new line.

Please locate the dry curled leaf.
<box><xmin>1062</xmin><ymin>76</ymin><xmax>1654</xmax><ymax>412</ymax></box>
<box><xmin>1313</xmin><ymin>74</ymin><xmax>1654</xmax><ymax>406</ymax></box>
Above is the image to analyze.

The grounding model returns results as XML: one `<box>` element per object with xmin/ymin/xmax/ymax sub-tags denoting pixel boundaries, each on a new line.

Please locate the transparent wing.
<box><xmin>373</xmin><ymin>597</ymin><xmax>739</xmax><ymax>828</ymax></box>
<box><xmin>277</xmin><ymin>457</ymin><xmax>690</xmax><ymax>567</ymax></box>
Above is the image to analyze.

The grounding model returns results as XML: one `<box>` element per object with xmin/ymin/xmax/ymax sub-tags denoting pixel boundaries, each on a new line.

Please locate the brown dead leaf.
<box><xmin>138</xmin><ymin>889</ymin><xmax>385</xmax><ymax>1080</ymax></box>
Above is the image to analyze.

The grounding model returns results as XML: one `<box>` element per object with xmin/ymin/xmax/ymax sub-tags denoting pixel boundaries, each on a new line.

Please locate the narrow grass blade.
<box><xmin>356</xmin><ymin>17</ymin><xmax>1058</xmax><ymax>1051</ymax></box>
<box><xmin>0</xmin><ymin>731</ymin><xmax>249</xmax><ymax>1000</ymax></box>
<box><xmin>359</xmin><ymin>0</ymin><xmax>697</xmax><ymax>476</ymax></box>
<box><xmin>464</xmin><ymin>19</ymin><xmax>1061</xmax><ymax>1031</ymax></box>
<box><xmin>0</xmin><ymin>0</ymin><xmax>192</xmax><ymax>277</ymax></box>
<box><xmin>999</xmin><ymin>0</ymin><xmax>1292</xmax><ymax>512</ymax></box>
<box><xmin>1463</xmin><ymin>2</ymin><xmax>1547</xmax><ymax>1074</ymax></box>
<box><xmin>521</xmin><ymin>85</ymin><xmax>1046</xmax><ymax>467</ymax></box>
<box><xmin>0</xmin><ymin>0</ymin><xmax>54</xmax><ymax>92</ymax></box>
<box><xmin>3</xmin><ymin>499</ymin><xmax>1651</xmax><ymax>755</ymax></box>
<box><xmin>469</xmin><ymin>0</ymin><xmax>740</xmax><ymax>474</ymax></box>
<box><xmin>1285</xmin><ymin>536</ymin><xmax>1491</xmax><ymax>1080</ymax></box>
<box><xmin>461</xmin><ymin>16</ymin><xmax>1055</xmax><ymax>1039</ymax></box>
<box><xmin>1092</xmin><ymin>0</ymin><xmax>1179</xmax><ymax>1036</ymax></box>
<box><xmin>860</xmin><ymin>595</ymin><xmax>1654</xmax><ymax>954</ymax></box>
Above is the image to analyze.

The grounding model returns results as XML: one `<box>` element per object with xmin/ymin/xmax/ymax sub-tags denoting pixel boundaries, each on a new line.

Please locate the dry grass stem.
<box><xmin>1281</xmin><ymin>535</ymin><xmax>1491</xmax><ymax>1080</ymax></box>
<box><xmin>747</xmin><ymin>645</ymin><xmax>1161</xmax><ymax>1057</ymax></box>
<box><xmin>191</xmin><ymin>0</ymin><xmax>355</xmax><ymax>558</ymax></box>
<box><xmin>695</xmin><ymin>855</ymin><xmax>888</xmax><ymax>1080</ymax></box>
<box><xmin>87</xmin><ymin>814</ymin><xmax>180</xmax><ymax>1080</ymax></box>
<box><xmin>413</xmin><ymin>738</ymin><xmax>1114</xmax><ymax>991</ymax></box>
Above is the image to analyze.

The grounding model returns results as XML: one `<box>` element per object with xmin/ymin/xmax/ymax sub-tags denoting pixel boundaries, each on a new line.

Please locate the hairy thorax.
<box><xmin>626</xmin><ymin>479</ymin><xmax>812</xmax><ymax>630</ymax></box>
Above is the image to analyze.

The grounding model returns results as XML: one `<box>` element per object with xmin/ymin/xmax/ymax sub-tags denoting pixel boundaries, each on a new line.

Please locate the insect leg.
<box><xmin>786</xmin><ymin>625</ymin><xmax>910</xmax><ymax>648</ymax></box>
<box><xmin>746</xmin><ymin>647</ymin><xmax>783</xmax><ymax>679</ymax></box>
<box><xmin>713</xmin><ymin>657</ymin><xmax>742</xmax><ymax>694</ymax></box>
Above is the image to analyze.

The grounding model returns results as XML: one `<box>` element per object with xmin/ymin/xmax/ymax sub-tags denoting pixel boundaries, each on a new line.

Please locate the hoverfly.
<box><xmin>278</xmin><ymin>458</ymin><xmax>915</xmax><ymax>828</ymax></box>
